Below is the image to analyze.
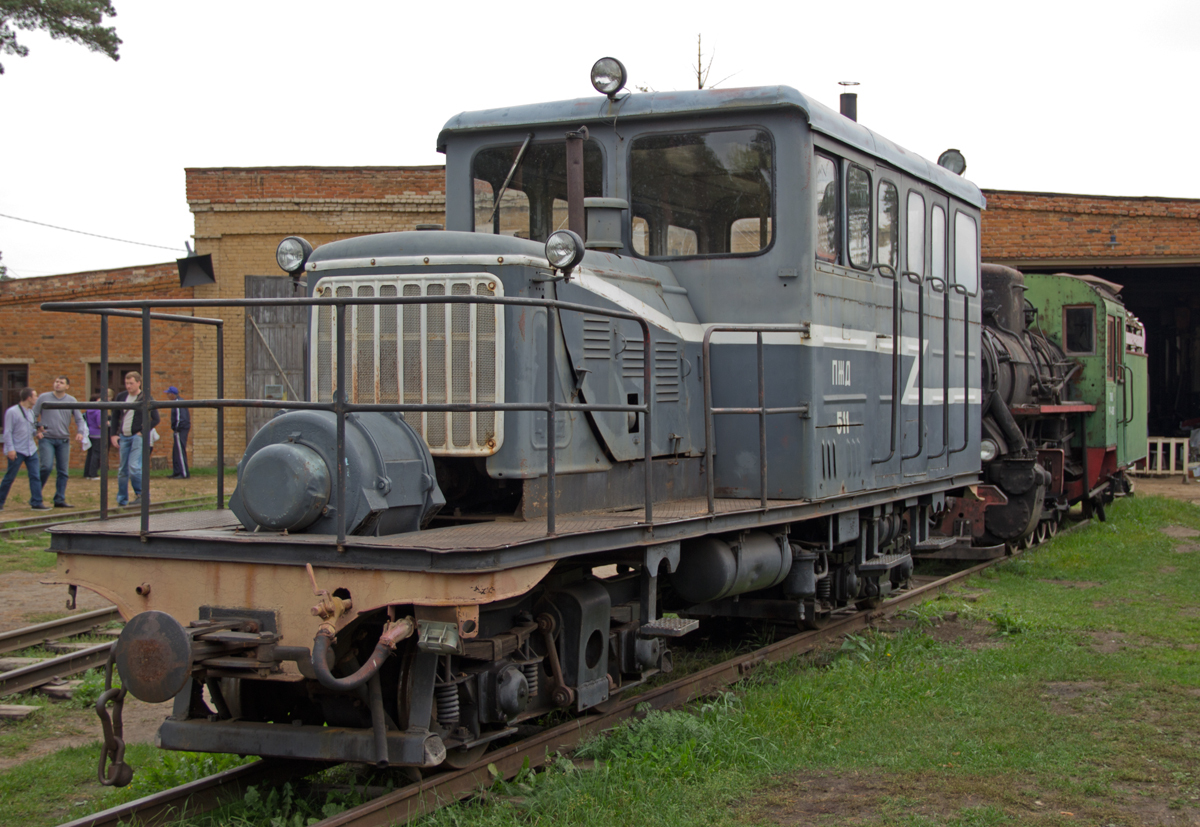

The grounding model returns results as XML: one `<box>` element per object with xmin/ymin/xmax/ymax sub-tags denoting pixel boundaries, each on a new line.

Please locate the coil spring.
<box><xmin>816</xmin><ymin>576</ymin><xmax>832</xmax><ymax>599</ymax></box>
<box><xmin>522</xmin><ymin>661</ymin><xmax>540</xmax><ymax>698</ymax></box>
<box><xmin>435</xmin><ymin>683</ymin><xmax>460</xmax><ymax>726</ymax></box>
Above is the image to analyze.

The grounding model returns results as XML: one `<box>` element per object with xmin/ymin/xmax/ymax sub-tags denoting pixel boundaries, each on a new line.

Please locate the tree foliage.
<box><xmin>0</xmin><ymin>0</ymin><xmax>121</xmax><ymax>74</ymax></box>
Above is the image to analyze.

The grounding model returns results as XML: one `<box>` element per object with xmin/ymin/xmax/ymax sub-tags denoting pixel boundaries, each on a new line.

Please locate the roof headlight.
<box><xmin>937</xmin><ymin>149</ymin><xmax>967</xmax><ymax>176</ymax></box>
<box><xmin>980</xmin><ymin>438</ymin><xmax>999</xmax><ymax>463</ymax></box>
<box><xmin>590</xmin><ymin>57</ymin><xmax>627</xmax><ymax>99</ymax></box>
<box><xmin>276</xmin><ymin>236</ymin><xmax>313</xmax><ymax>275</ymax></box>
<box><xmin>545</xmin><ymin>230</ymin><xmax>585</xmax><ymax>274</ymax></box>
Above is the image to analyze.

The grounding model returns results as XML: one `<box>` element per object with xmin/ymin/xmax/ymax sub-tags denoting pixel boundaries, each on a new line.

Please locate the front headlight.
<box><xmin>980</xmin><ymin>438</ymin><xmax>999</xmax><ymax>463</ymax></box>
<box><xmin>276</xmin><ymin>236</ymin><xmax>313</xmax><ymax>274</ymax></box>
<box><xmin>545</xmin><ymin>230</ymin><xmax>585</xmax><ymax>273</ymax></box>
<box><xmin>590</xmin><ymin>57</ymin><xmax>627</xmax><ymax>98</ymax></box>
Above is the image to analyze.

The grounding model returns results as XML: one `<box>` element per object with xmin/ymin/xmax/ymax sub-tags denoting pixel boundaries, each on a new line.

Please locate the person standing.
<box><xmin>0</xmin><ymin>388</ymin><xmax>50</xmax><ymax>510</ymax></box>
<box><xmin>166</xmin><ymin>386</ymin><xmax>190</xmax><ymax>478</ymax></box>
<box><xmin>110</xmin><ymin>372</ymin><xmax>160</xmax><ymax>507</ymax></box>
<box><xmin>34</xmin><ymin>376</ymin><xmax>86</xmax><ymax>508</ymax></box>
<box><xmin>83</xmin><ymin>393</ymin><xmax>103</xmax><ymax>479</ymax></box>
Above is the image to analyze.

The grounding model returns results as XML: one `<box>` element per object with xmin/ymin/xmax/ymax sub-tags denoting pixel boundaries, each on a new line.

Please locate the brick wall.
<box><xmin>0</xmin><ymin>263</ymin><xmax>195</xmax><ymax>468</ymax></box>
<box><xmin>982</xmin><ymin>190</ymin><xmax>1200</xmax><ymax>262</ymax></box>
<box><xmin>185</xmin><ymin>165</ymin><xmax>447</xmax><ymax>466</ymax></box>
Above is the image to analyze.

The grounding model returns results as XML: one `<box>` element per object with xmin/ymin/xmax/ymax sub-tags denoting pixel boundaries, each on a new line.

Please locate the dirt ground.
<box><xmin>0</xmin><ymin>470</ymin><xmax>226</xmax><ymax>519</ymax></box>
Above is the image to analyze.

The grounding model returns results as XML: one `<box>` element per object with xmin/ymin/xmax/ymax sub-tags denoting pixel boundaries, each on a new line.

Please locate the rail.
<box><xmin>701</xmin><ymin>324</ymin><xmax>810</xmax><ymax>514</ymax></box>
<box><xmin>41</xmin><ymin>295</ymin><xmax>655</xmax><ymax>543</ymax></box>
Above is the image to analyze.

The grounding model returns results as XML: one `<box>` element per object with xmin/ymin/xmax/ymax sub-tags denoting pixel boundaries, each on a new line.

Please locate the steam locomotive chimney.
<box><xmin>839</xmin><ymin>81</ymin><xmax>860</xmax><ymax>122</ymax></box>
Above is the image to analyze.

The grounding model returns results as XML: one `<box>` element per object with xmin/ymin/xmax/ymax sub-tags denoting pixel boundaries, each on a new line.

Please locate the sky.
<box><xmin>2</xmin><ymin>0</ymin><xmax>1198</xmax><ymax>278</ymax></box>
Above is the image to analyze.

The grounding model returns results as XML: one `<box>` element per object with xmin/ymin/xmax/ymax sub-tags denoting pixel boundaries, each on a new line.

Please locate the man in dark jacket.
<box><xmin>166</xmin><ymin>385</ymin><xmax>190</xmax><ymax>478</ymax></box>
<box><xmin>110</xmin><ymin>371</ymin><xmax>161</xmax><ymax>507</ymax></box>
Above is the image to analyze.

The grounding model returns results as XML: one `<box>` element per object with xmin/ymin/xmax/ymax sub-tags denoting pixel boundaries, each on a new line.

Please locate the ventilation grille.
<box><xmin>312</xmin><ymin>274</ymin><xmax>504</xmax><ymax>456</ymax></box>
<box><xmin>821</xmin><ymin>440</ymin><xmax>838</xmax><ymax>480</ymax></box>
<box><xmin>582</xmin><ymin>316</ymin><xmax>612</xmax><ymax>360</ymax></box>
<box><xmin>654</xmin><ymin>341</ymin><xmax>680</xmax><ymax>403</ymax></box>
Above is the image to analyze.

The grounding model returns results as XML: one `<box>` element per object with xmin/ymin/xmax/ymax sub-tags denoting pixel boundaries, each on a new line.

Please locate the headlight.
<box><xmin>937</xmin><ymin>149</ymin><xmax>967</xmax><ymax>176</ymax></box>
<box><xmin>545</xmin><ymin>230</ymin><xmax>585</xmax><ymax>273</ymax></box>
<box><xmin>590</xmin><ymin>57</ymin><xmax>627</xmax><ymax>98</ymax></box>
<box><xmin>980</xmin><ymin>439</ymin><xmax>998</xmax><ymax>463</ymax></box>
<box><xmin>276</xmin><ymin>236</ymin><xmax>313</xmax><ymax>274</ymax></box>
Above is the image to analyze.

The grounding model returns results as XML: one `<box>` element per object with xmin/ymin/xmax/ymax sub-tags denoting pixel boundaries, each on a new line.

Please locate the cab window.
<box><xmin>847</xmin><ymin>166</ymin><xmax>872</xmax><ymax>270</ymax></box>
<box><xmin>953</xmin><ymin>211</ymin><xmax>979</xmax><ymax>294</ymax></box>
<box><xmin>906</xmin><ymin>191</ymin><xmax>925</xmax><ymax>277</ymax></box>
<box><xmin>1064</xmin><ymin>306</ymin><xmax>1096</xmax><ymax>354</ymax></box>
<box><xmin>877</xmin><ymin>180</ymin><xmax>898</xmax><ymax>271</ymax></box>
<box><xmin>473</xmin><ymin>141</ymin><xmax>602</xmax><ymax>241</ymax></box>
<box><xmin>630</xmin><ymin>128</ymin><xmax>774</xmax><ymax>257</ymax></box>
<box><xmin>815</xmin><ymin>154</ymin><xmax>839</xmax><ymax>263</ymax></box>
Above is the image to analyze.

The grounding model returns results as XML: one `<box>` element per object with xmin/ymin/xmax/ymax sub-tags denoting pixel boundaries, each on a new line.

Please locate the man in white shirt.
<box><xmin>0</xmin><ymin>388</ymin><xmax>51</xmax><ymax>510</ymax></box>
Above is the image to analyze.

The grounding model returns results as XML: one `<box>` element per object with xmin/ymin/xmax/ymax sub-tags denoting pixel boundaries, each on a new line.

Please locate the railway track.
<box><xmin>61</xmin><ymin>545</ymin><xmax>1035</xmax><ymax>827</ymax></box>
<box><xmin>0</xmin><ymin>495</ymin><xmax>217</xmax><ymax>537</ymax></box>
<box><xmin>0</xmin><ymin>607</ymin><xmax>123</xmax><ymax>697</ymax></box>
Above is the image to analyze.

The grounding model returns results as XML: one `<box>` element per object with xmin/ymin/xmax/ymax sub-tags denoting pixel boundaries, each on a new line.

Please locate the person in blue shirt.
<box><xmin>0</xmin><ymin>388</ymin><xmax>50</xmax><ymax>510</ymax></box>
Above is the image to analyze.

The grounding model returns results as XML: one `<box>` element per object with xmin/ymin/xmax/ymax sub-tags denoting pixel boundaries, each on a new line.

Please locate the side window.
<box><xmin>1063</xmin><ymin>307</ymin><xmax>1096</xmax><ymax>354</ymax></box>
<box><xmin>472</xmin><ymin>141</ymin><xmax>602</xmax><ymax>242</ymax></box>
<box><xmin>877</xmin><ymin>181</ymin><xmax>898</xmax><ymax>271</ymax></box>
<box><xmin>815</xmin><ymin>155</ymin><xmax>839</xmax><ymax>262</ymax></box>
<box><xmin>906</xmin><ymin>191</ymin><xmax>925</xmax><ymax>277</ymax></box>
<box><xmin>847</xmin><ymin>165</ymin><xmax>872</xmax><ymax>270</ymax></box>
<box><xmin>954</xmin><ymin>212</ymin><xmax>979</xmax><ymax>294</ymax></box>
<box><xmin>931</xmin><ymin>205</ymin><xmax>947</xmax><ymax>284</ymax></box>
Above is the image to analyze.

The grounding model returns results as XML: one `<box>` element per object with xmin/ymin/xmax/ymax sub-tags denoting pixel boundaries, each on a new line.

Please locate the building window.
<box><xmin>1063</xmin><ymin>306</ymin><xmax>1096</xmax><ymax>354</ymax></box>
<box><xmin>0</xmin><ymin>365</ymin><xmax>28</xmax><ymax>430</ymax></box>
<box><xmin>90</xmin><ymin>363</ymin><xmax>141</xmax><ymax>400</ymax></box>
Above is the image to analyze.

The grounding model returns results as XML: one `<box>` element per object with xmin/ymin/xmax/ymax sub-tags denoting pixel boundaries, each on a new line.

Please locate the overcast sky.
<box><xmin>2</xmin><ymin>0</ymin><xmax>1196</xmax><ymax>278</ymax></box>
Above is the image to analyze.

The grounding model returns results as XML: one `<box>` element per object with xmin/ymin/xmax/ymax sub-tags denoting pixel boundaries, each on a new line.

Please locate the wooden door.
<box><xmin>245</xmin><ymin>276</ymin><xmax>307</xmax><ymax>442</ymax></box>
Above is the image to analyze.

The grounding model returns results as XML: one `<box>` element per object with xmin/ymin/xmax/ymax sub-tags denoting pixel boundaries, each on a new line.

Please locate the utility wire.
<box><xmin>0</xmin><ymin>212</ymin><xmax>184</xmax><ymax>252</ymax></box>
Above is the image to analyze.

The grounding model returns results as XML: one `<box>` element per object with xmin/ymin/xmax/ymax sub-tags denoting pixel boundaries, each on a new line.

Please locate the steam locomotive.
<box><xmin>45</xmin><ymin>58</ymin><xmax>1145</xmax><ymax>781</ymax></box>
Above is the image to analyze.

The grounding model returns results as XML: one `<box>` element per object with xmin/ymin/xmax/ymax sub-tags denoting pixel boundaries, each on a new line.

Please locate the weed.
<box><xmin>988</xmin><ymin>603</ymin><xmax>1028</xmax><ymax>636</ymax></box>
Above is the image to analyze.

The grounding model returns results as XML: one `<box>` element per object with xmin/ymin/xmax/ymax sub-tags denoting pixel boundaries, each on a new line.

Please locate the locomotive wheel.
<box><xmin>1047</xmin><ymin>517</ymin><xmax>1059</xmax><ymax>538</ymax></box>
<box><xmin>442</xmin><ymin>743</ymin><xmax>488</xmax><ymax>769</ymax></box>
<box><xmin>1018</xmin><ymin>532</ymin><xmax>1034</xmax><ymax>550</ymax></box>
<box><xmin>1035</xmin><ymin>520</ymin><xmax>1049</xmax><ymax>545</ymax></box>
<box><xmin>801</xmin><ymin>600</ymin><xmax>831</xmax><ymax>630</ymax></box>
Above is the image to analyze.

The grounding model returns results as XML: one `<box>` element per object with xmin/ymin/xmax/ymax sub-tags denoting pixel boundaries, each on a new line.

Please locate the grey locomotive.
<box><xmin>51</xmin><ymin>58</ymin><xmax>997</xmax><ymax>780</ymax></box>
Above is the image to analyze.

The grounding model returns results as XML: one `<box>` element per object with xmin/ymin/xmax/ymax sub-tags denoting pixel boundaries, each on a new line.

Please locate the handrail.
<box><xmin>901</xmin><ymin>271</ymin><xmax>925</xmax><ymax>461</ymax></box>
<box><xmin>701</xmin><ymin>324</ymin><xmax>810</xmax><ymax>515</ymax></box>
<box><xmin>949</xmin><ymin>285</ymin><xmax>971</xmax><ymax>455</ymax></box>
<box><xmin>41</xmin><ymin>294</ymin><xmax>655</xmax><ymax>545</ymax></box>
<box><xmin>872</xmin><ymin>277</ymin><xmax>902</xmax><ymax>464</ymax></box>
<box><xmin>1120</xmin><ymin>363</ymin><xmax>1135</xmax><ymax>425</ymax></box>
<box><xmin>926</xmin><ymin>277</ymin><xmax>949</xmax><ymax>461</ymax></box>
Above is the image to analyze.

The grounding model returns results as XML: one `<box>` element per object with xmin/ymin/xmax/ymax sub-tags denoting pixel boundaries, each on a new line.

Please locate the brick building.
<box><xmin>0</xmin><ymin>263</ymin><xmax>194</xmax><ymax>467</ymax></box>
<box><xmin>5</xmin><ymin>175</ymin><xmax>1197</xmax><ymax>471</ymax></box>
<box><xmin>185</xmin><ymin>166</ymin><xmax>447</xmax><ymax>465</ymax></box>
<box><xmin>981</xmin><ymin>189</ymin><xmax>1200</xmax><ymax>435</ymax></box>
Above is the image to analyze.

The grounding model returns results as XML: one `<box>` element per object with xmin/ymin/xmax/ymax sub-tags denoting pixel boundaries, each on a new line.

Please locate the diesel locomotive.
<box><xmin>42</xmin><ymin>58</ymin><xmax>1145</xmax><ymax>782</ymax></box>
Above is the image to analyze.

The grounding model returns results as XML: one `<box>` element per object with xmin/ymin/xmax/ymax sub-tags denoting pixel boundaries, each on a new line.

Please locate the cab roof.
<box><xmin>438</xmin><ymin>85</ymin><xmax>985</xmax><ymax>209</ymax></box>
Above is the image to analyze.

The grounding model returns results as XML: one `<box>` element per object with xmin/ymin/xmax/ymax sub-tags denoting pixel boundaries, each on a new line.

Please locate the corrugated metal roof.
<box><xmin>439</xmin><ymin>86</ymin><xmax>984</xmax><ymax>208</ymax></box>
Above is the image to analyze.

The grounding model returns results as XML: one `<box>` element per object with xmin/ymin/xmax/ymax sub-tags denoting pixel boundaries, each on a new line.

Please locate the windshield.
<box><xmin>472</xmin><ymin>141</ymin><xmax>603</xmax><ymax>241</ymax></box>
<box><xmin>630</xmin><ymin>128</ymin><xmax>774</xmax><ymax>258</ymax></box>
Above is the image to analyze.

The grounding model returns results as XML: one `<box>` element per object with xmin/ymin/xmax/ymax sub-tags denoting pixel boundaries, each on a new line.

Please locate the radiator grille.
<box><xmin>311</xmin><ymin>274</ymin><xmax>505</xmax><ymax>455</ymax></box>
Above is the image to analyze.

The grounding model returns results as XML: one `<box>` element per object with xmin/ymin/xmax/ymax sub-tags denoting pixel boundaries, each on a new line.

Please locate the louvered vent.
<box><xmin>311</xmin><ymin>274</ymin><xmax>504</xmax><ymax>456</ymax></box>
<box><xmin>582</xmin><ymin>316</ymin><xmax>612</xmax><ymax>360</ymax></box>
<box><xmin>654</xmin><ymin>341</ymin><xmax>680</xmax><ymax>403</ymax></box>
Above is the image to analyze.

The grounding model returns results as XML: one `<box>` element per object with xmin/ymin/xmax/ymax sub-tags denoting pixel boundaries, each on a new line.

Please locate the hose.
<box><xmin>311</xmin><ymin>617</ymin><xmax>416</xmax><ymax>692</ymax></box>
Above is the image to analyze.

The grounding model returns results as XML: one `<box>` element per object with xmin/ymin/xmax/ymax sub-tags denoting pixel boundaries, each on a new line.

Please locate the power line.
<box><xmin>0</xmin><ymin>212</ymin><xmax>184</xmax><ymax>252</ymax></box>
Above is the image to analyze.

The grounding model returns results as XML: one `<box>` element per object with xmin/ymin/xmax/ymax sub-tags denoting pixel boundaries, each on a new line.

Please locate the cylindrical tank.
<box><xmin>670</xmin><ymin>532</ymin><xmax>792</xmax><ymax>604</ymax></box>
<box><xmin>229</xmin><ymin>410</ymin><xmax>444</xmax><ymax>536</ymax></box>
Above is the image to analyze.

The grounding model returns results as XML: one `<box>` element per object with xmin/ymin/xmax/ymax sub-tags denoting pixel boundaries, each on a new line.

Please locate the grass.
<box><xmin>0</xmin><ymin>494</ymin><xmax>1198</xmax><ymax>826</ymax></box>
<box><xmin>0</xmin><ymin>531</ymin><xmax>55</xmax><ymax>573</ymax></box>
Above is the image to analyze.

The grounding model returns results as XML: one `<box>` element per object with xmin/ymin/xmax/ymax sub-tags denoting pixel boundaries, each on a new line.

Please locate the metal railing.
<box><xmin>42</xmin><ymin>294</ymin><xmax>654</xmax><ymax>546</ymax></box>
<box><xmin>701</xmin><ymin>324</ymin><xmax>810</xmax><ymax>514</ymax></box>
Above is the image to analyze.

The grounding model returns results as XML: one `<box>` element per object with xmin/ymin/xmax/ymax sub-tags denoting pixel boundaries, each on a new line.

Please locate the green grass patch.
<box><xmin>0</xmin><ymin>532</ymin><xmax>54</xmax><ymax>573</ymax></box>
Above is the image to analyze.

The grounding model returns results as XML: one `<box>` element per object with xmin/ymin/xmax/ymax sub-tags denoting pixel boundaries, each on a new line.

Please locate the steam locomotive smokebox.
<box><xmin>230</xmin><ymin>410</ymin><xmax>444</xmax><ymax>536</ymax></box>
